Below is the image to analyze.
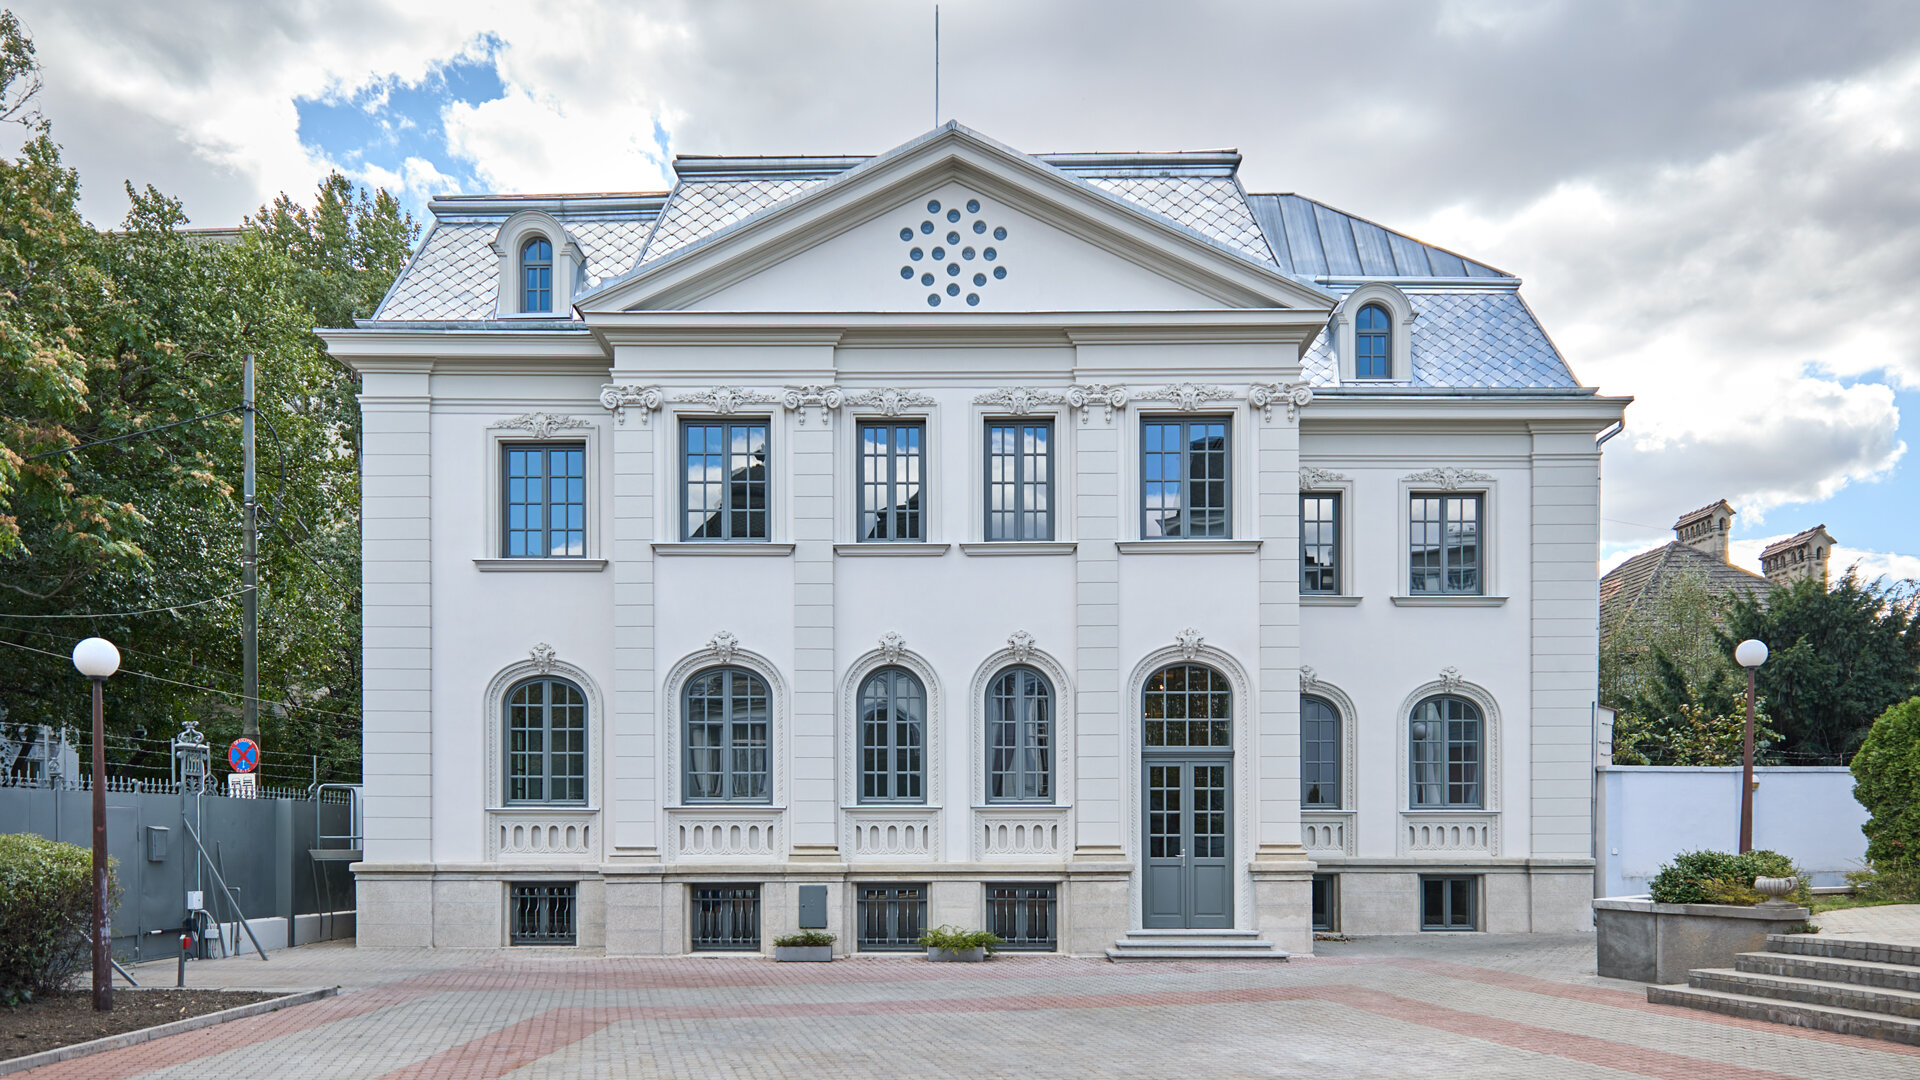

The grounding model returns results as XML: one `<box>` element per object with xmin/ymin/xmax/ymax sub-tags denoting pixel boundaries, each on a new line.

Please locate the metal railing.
<box><xmin>856</xmin><ymin>883</ymin><xmax>927</xmax><ymax>951</ymax></box>
<box><xmin>986</xmin><ymin>883</ymin><xmax>1057</xmax><ymax>951</ymax></box>
<box><xmin>510</xmin><ymin>883</ymin><xmax>578</xmax><ymax>945</ymax></box>
<box><xmin>689</xmin><ymin>886</ymin><xmax>761</xmax><ymax>951</ymax></box>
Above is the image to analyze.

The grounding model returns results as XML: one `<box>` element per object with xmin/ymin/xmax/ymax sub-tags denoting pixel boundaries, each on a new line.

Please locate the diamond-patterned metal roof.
<box><xmin>1082</xmin><ymin>176</ymin><xmax>1275</xmax><ymax>264</ymax></box>
<box><xmin>1300</xmin><ymin>290</ymin><xmax>1577</xmax><ymax>389</ymax></box>
<box><xmin>373</xmin><ymin>217</ymin><xmax>657</xmax><ymax>321</ymax></box>
<box><xmin>637</xmin><ymin>178</ymin><xmax>828</xmax><ymax>266</ymax></box>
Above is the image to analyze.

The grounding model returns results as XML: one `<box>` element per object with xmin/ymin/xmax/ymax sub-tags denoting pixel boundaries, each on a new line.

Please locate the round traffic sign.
<box><xmin>228</xmin><ymin>738</ymin><xmax>259</xmax><ymax>773</ymax></box>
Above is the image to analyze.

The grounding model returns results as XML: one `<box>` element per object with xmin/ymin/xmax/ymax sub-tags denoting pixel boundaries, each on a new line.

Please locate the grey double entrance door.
<box><xmin>1142</xmin><ymin>756</ymin><xmax>1232</xmax><ymax>929</ymax></box>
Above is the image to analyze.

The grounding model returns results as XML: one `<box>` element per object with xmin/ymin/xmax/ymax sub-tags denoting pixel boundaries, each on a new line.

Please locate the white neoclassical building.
<box><xmin>324</xmin><ymin>125</ymin><xmax>1628</xmax><ymax>957</ymax></box>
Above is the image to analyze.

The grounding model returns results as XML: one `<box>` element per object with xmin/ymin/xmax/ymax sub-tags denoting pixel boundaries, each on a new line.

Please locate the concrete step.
<box><xmin>1689</xmin><ymin>968</ymin><xmax>1920</xmax><ymax>1019</ymax></box>
<box><xmin>1648</xmin><ymin>984</ymin><xmax>1920</xmax><ymax>1045</ymax></box>
<box><xmin>1766</xmin><ymin>934</ymin><xmax>1920</xmax><ymax>968</ymax></box>
<box><xmin>1737</xmin><ymin>951</ymin><xmax>1920</xmax><ymax>994</ymax></box>
<box><xmin>1106</xmin><ymin>929</ymin><xmax>1288</xmax><ymax>962</ymax></box>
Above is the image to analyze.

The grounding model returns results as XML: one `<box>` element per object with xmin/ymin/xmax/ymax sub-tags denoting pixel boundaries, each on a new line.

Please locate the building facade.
<box><xmin>326</xmin><ymin>125</ymin><xmax>1628</xmax><ymax>956</ymax></box>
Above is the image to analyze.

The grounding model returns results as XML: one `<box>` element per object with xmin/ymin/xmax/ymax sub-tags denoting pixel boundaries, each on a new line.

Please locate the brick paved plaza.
<box><xmin>20</xmin><ymin>935</ymin><xmax>1917</xmax><ymax>1079</ymax></box>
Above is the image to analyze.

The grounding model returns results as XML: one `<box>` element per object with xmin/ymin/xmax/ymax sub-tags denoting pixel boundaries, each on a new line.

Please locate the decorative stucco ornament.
<box><xmin>878</xmin><ymin>631</ymin><xmax>908</xmax><ymax>662</ymax></box>
<box><xmin>1137</xmin><ymin>383</ymin><xmax>1237</xmax><ymax>412</ymax></box>
<box><xmin>1065</xmin><ymin>383</ymin><xmax>1129</xmax><ymax>424</ymax></box>
<box><xmin>491</xmin><ymin>412</ymin><xmax>593</xmax><ymax>439</ymax></box>
<box><xmin>1007</xmin><ymin>630</ymin><xmax>1037</xmax><ymax>662</ymax></box>
<box><xmin>782</xmin><ymin>384</ymin><xmax>845</xmax><ymax>425</ymax></box>
<box><xmin>1440</xmin><ymin>666</ymin><xmax>1463</xmax><ymax>691</ymax></box>
<box><xmin>1299</xmin><ymin>665</ymin><xmax>1320</xmax><ymax>691</ymax></box>
<box><xmin>973</xmin><ymin>387</ymin><xmax>1068</xmax><ymax>415</ymax></box>
<box><xmin>708</xmin><ymin>631</ymin><xmax>741</xmax><ymax>664</ymax></box>
<box><xmin>529</xmin><ymin>643</ymin><xmax>557</xmax><ymax>675</ymax></box>
<box><xmin>1299</xmin><ymin>467</ymin><xmax>1349</xmax><ymax>490</ymax></box>
<box><xmin>1175</xmin><ymin>627</ymin><xmax>1204</xmax><ymax>660</ymax></box>
<box><xmin>842</xmin><ymin>388</ymin><xmax>936</xmax><ymax>416</ymax></box>
<box><xmin>598</xmin><ymin>384</ymin><xmax>664</xmax><ymax>426</ymax></box>
<box><xmin>676</xmin><ymin>387</ymin><xmax>782</xmax><ymax>414</ymax></box>
<box><xmin>1405</xmin><ymin>467</ymin><xmax>1495</xmax><ymax>491</ymax></box>
<box><xmin>1248</xmin><ymin>381</ymin><xmax>1314</xmax><ymax>423</ymax></box>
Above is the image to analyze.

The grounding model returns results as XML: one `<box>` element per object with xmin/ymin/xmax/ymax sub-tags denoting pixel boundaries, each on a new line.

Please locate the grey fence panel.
<box><xmin>0</xmin><ymin>784</ymin><xmax>356</xmax><ymax>962</ymax></box>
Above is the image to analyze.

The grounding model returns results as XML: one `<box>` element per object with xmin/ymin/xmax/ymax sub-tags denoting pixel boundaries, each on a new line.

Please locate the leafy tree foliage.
<box><xmin>1721</xmin><ymin>572</ymin><xmax>1920</xmax><ymax>760</ymax></box>
<box><xmin>1850</xmin><ymin>696</ymin><xmax>1920</xmax><ymax>875</ymax></box>
<box><xmin>0</xmin><ymin>13</ymin><xmax>415</xmax><ymax>782</ymax></box>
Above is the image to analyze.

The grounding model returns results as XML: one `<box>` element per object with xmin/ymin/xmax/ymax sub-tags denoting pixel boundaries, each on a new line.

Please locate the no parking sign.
<box><xmin>228</xmin><ymin>737</ymin><xmax>259</xmax><ymax>773</ymax></box>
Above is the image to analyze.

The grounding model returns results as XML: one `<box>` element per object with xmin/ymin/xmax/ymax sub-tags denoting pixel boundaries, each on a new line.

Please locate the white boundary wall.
<box><xmin>1594</xmin><ymin>765</ymin><xmax>1867</xmax><ymax>896</ymax></box>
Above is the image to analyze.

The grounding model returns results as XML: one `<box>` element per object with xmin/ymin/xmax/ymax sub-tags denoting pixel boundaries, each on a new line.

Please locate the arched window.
<box><xmin>1301</xmin><ymin>696</ymin><xmax>1340</xmax><ymax>808</ymax></box>
<box><xmin>1143</xmin><ymin>663</ymin><xmax>1231</xmax><ymax>748</ymax></box>
<box><xmin>521</xmin><ymin>237</ymin><xmax>553</xmax><ymax>313</ymax></box>
<box><xmin>1355</xmin><ymin>302</ymin><xmax>1390</xmax><ymax>379</ymax></box>
<box><xmin>859</xmin><ymin>667</ymin><xmax>926</xmax><ymax>802</ymax></box>
<box><xmin>683</xmin><ymin>667</ymin><xmax>770</xmax><ymax>802</ymax></box>
<box><xmin>1410</xmin><ymin>695</ymin><xmax>1482</xmax><ymax>808</ymax></box>
<box><xmin>986</xmin><ymin>666</ymin><xmax>1053</xmax><ymax>802</ymax></box>
<box><xmin>505</xmin><ymin>677</ymin><xmax>586</xmax><ymax>804</ymax></box>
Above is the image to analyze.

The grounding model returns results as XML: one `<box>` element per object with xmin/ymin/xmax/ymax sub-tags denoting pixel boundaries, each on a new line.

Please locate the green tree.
<box><xmin>1721</xmin><ymin>572</ymin><xmax>1920</xmax><ymax>760</ymax></box>
<box><xmin>1851</xmin><ymin>696</ymin><xmax>1920</xmax><ymax>875</ymax></box>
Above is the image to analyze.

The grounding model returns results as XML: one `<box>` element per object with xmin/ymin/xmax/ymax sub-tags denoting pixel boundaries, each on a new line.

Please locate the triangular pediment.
<box><xmin>575</xmin><ymin>125</ymin><xmax>1334</xmax><ymax>316</ymax></box>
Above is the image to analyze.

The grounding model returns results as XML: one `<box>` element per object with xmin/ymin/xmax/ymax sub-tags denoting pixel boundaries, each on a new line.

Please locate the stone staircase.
<box><xmin>1647</xmin><ymin>933</ymin><xmax>1920</xmax><ymax>1044</ymax></box>
<box><xmin>1106</xmin><ymin>928</ymin><xmax>1290</xmax><ymax>961</ymax></box>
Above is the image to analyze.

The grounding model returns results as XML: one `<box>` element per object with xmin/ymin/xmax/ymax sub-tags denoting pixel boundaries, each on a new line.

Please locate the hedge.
<box><xmin>1853</xmin><ymin>696</ymin><xmax>1920</xmax><ymax>875</ymax></box>
<box><xmin>1647</xmin><ymin>849</ymin><xmax>1806</xmax><ymax>905</ymax></box>
<box><xmin>0</xmin><ymin>834</ymin><xmax>115</xmax><ymax>1002</ymax></box>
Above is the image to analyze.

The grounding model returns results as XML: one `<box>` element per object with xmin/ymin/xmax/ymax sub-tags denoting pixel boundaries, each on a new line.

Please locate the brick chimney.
<box><xmin>1673</xmin><ymin>500</ymin><xmax>1735</xmax><ymax>563</ymax></box>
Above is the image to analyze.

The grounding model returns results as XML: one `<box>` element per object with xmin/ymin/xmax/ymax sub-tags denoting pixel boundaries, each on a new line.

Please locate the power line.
<box><xmin>0</xmin><ymin>637</ymin><xmax>361</xmax><ymax>723</ymax></box>
<box><xmin>0</xmin><ymin>591</ymin><xmax>246</xmax><ymax>620</ymax></box>
<box><xmin>22</xmin><ymin>406</ymin><xmax>244</xmax><ymax>461</ymax></box>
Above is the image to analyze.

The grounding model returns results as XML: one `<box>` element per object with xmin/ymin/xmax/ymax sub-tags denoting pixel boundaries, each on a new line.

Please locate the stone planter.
<box><xmin>926</xmin><ymin>946</ymin><xmax>987</xmax><ymax>963</ymax></box>
<box><xmin>774</xmin><ymin>945</ymin><xmax>833</xmax><ymax>962</ymax></box>
<box><xmin>1593</xmin><ymin>896</ymin><xmax>1810</xmax><ymax>984</ymax></box>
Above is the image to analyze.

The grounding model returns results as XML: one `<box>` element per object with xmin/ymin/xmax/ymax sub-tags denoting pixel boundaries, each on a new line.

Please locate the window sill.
<box><xmin>474</xmin><ymin>559</ymin><xmax>607</xmax><ymax>573</ymax></box>
<box><xmin>1390</xmin><ymin>595</ymin><xmax>1508</xmax><ymax>607</ymax></box>
<box><xmin>1301</xmin><ymin>594</ymin><xmax>1363</xmax><ymax>607</ymax></box>
<box><xmin>1116</xmin><ymin>540</ymin><xmax>1262</xmax><ymax>555</ymax></box>
<box><xmin>833</xmin><ymin>543</ymin><xmax>952</xmax><ymax>557</ymax></box>
<box><xmin>957</xmin><ymin>541</ymin><xmax>1076</xmax><ymax>557</ymax></box>
<box><xmin>654</xmin><ymin>543</ymin><xmax>796</xmax><ymax>557</ymax></box>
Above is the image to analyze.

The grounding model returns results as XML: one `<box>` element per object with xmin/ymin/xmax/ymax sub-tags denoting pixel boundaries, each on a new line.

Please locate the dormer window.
<box><xmin>1356</xmin><ymin>303</ymin><xmax>1390</xmax><ymax>379</ymax></box>
<box><xmin>522</xmin><ymin>238</ymin><xmax>553</xmax><ymax>313</ymax></box>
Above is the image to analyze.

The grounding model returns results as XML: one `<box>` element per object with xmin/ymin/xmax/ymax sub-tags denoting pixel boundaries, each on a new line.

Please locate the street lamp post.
<box><xmin>1734</xmin><ymin>638</ymin><xmax>1769</xmax><ymax>854</ymax></box>
<box><xmin>72</xmin><ymin>636</ymin><xmax>120</xmax><ymax>1012</ymax></box>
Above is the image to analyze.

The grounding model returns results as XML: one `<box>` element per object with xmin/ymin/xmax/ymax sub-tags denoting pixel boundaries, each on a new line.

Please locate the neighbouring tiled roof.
<box><xmin>1599</xmin><ymin>542</ymin><xmax>1773</xmax><ymax>643</ymax></box>
<box><xmin>1299</xmin><ymin>289</ymin><xmax>1578</xmax><ymax>389</ymax></box>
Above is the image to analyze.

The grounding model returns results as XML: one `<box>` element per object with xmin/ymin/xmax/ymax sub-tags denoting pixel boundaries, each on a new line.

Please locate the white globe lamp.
<box><xmin>1734</xmin><ymin>639</ymin><xmax>1768</xmax><ymax>669</ymax></box>
<box><xmin>72</xmin><ymin>637</ymin><xmax>121</xmax><ymax>679</ymax></box>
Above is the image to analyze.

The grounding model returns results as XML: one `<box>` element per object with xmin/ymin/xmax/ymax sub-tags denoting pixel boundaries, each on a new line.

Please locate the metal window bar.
<box><xmin>509</xmin><ymin>883</ymin><xmax>576</xmax><ymax>945</ymax></box>
<box><xmin>1420</xmin><ymin>876</ymin><xmax>1477</xmax><ymax>931</ymax></box>
<box><xmin>1300</xmin><ymin>493</ymin><xmax>1340</xmax><ymax>593</ymax></box>
<box><xmin>856</xmin><ymin>884</ymin><xmax>927</xmax><ymax>950</ymax></box>
<box><xmin>1142</xmin><ymin>418</ymin><xmax>1230</xmax><ymax>539</ymax></box>
<box><xmin>986</xmin><ymin>884</ymin><xmax>1057</xmax><ymax>950</ymax></box>
<box><xmin>682</xmin><ymin>421</ymin><xmax>770</xmax><ymax>540</ymax></box>
<box><xmin>985</xmin><ymin>420</ymin><xmax>1053</xmax><ymax>541</ymax></box>
<box><xmin>858</xmin><ymin>422</ymin><xmax>923</xmax><ymax>541</ymax></box>
<box><xmin>690</xmin><ymin>886</ymin><xmax>761</xmax><ymax>951</ymax></box>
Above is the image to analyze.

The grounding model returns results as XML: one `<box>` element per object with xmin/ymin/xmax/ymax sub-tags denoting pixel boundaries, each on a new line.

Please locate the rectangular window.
<box><xmin>509</xmin><ymin>883</ymin><xmax>576</xmax><ymax>945</ymax></box>
<box><xmin>1142</xmin><ymin>418</ymin><xmax>1230</xmax><ymax>538</ymax></box>
<box><xmin>503</xmin><ymin>444</ymin><xmax>586</xmax><ymax>557</ymax></box>
<box><xmin>1301</xmin><ymin>493</ymin><xmax>1340</xmax><ymax>593</ymax></box>
<box><xmin>1409</xmin><ymin>493</ymin><xmax>1482</xmax><ymax>594</ymax></box>
<box><xmin>1311</xmin><ymin>874</ymin><xmax>1337</xmax><ymax>932</ymax></box>
<box><xmin>858</xmin><ymin>422</ymin><xmax>925</xmax><ymax>541</ymax></box>
<box><xmin>682</xmin><ymin>421</ymin><xmax>769</xmax><ymax>540</ymax></box>
<box><xmin>985</xmin><ymin>420</ymin><xmax>1053</xmax><ymax>541</ymax></box>
<box><xmin>690</xmin><ymin>885</ymin><xmax>761</xmax><ymax>951</ymax></box>
<box><xmin>855</xmin><ymin>883</ymin><xmax>927</xmax><ymax>951</ymax></box>
<box><xmin>1421</xmin><ymin>876</ymin><xmax>1478</xmax><ymax>931</ymax></box>
<box><xmin>986</xmin><ymin>884</ymin><xmax>1058</xmax><ymax>951</ymax></box>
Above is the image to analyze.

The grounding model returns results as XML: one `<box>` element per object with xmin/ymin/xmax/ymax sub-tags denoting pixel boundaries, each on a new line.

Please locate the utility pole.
<box><xmin>242</xmin><ymin>353</ymin><xmax>259</xmax><ymax>742</ymax></box>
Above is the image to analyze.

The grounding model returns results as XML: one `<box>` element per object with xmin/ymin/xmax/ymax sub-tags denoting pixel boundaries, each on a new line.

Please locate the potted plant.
<box><xmin>918</xmin><ymin>925</ymin><xmax>1002</xmax><ymax>962</ymax></box>
<box><xmin>772</xmin><ymin>929</ymin><xmax>835</xmax><ymax>962</ymax></box>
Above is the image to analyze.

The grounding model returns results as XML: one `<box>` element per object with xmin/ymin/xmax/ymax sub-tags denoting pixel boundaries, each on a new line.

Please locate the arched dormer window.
<box><xmin>1355</xmin><ymin>303</ymin><xmax>1390</xmax><ymax>379</ymax></box>
<box><xmin>522</xmin><ymin>238</ymin><xmax>553</xmax><ymax>313</ymax></box>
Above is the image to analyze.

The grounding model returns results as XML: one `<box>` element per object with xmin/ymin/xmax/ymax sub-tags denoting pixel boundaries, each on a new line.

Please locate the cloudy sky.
<box><xmin>15</xmin><ymin>0</ymin><xmax>1920</xmax><ymax>576</ymax></box>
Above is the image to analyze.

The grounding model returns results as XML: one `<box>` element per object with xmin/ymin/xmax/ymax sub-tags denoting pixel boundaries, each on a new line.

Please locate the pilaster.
<box><xmin>1254</xmin><ymin>385</ymin><xmax>1308</xmax><ymax>862</ymax></box>
<box><xmin>1072</xmin><ymin>405</ymin><xmax>1124</xmax><ymax>858</ymax></box>
<box><xmin>790</xmin><ymin>410</ymin><xmax>839</xmax><ymax>856</ymax></box>
<box><xmin>606</xmin><ymin>382</ymin><xmax>660</xmax><ymax>856</ymax></box>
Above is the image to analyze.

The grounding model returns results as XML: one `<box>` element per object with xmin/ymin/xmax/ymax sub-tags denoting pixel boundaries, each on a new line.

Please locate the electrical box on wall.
<box><xmin>797</xmin><ymin>885</ymin><xmax>827</xmax><ymax>929</ymax></box>
<box><xmin>144</xmin><ymin>825</ymin><xmax>168</xmax><ymax>862</ymax></box>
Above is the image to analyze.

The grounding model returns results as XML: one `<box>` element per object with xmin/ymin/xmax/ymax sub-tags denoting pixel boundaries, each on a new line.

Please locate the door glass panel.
<box><xmin>1148</xmin><ymin>765</ymin><xmax>1182</xmax><ymax>859</ymax></box>
<box><xmin>1194</xmin><ymin>765</ymin><xmax>1227</xmax><ymax>858</ymax></box>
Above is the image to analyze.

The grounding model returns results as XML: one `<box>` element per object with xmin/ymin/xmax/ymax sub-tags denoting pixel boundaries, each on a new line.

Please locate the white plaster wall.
<box><xmin>1596</xmin><ymin>766</ymin><xmax>1867</xmax><ymax>895</ymax></box>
